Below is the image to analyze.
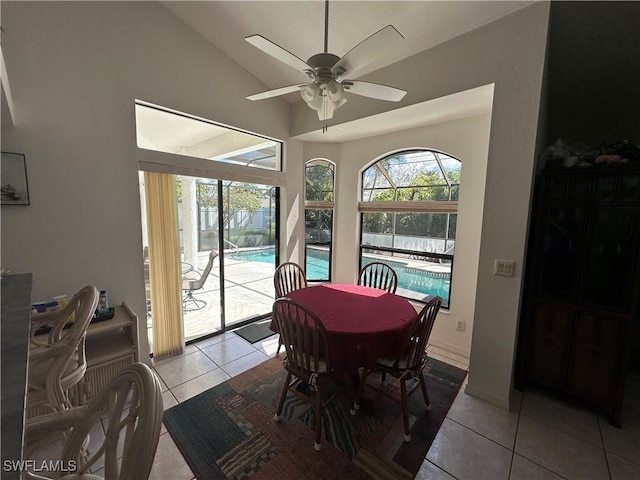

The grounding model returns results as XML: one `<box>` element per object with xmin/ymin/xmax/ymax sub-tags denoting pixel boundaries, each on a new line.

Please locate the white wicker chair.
<box><xmin>25</xmin><ymin>362</ymin><xmax>164</xmax><ymax>480</ymax></box>
<box><xmin>28</xmin><ymin>285</ymin><xmax>99</xmax><ymax>417</ymax></box>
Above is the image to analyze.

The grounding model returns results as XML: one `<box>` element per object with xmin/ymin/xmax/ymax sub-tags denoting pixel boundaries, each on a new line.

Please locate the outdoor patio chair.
<box><xmin>27</xmin><ymin>285</ymin><xmax>99</xmax><ymax>417</ymax></box>
<box><xmin>182</xmin><ymin>250</ymin><xmax>218</xmax><ymax>312</ymax></box>
<box><xmin>357</xmin><ymin>295</ymin><xmax>443</xmax><ymax>441</ymax></box>
<box><xmin>25</xmin><ymin>362</ymin><xmax>163</xmax><ymax>480</ymax></box>
<box><xmin>272</xmin><ymin>298</ymin><xmax>342</xmax><ymax>451</ymax></box>
<box><xmin>358</xmin><ymin>262</ymin><xmax>398</xmax><ymax>294</ymax></box>
<box><xmin>273</xmin><ymin>262</ymin><xmax>308</xmax><ymax>354</ymax></box>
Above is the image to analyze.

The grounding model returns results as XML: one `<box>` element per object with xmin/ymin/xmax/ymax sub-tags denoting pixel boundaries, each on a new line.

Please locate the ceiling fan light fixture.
<box><xmin>326</xmin><ymin>80</ymin><xmax>344</xmax><ymax>101</ymax></box>
<box><xmin>326</xmin><ymin>80</ymin><xmax>347</xmax><ymax>110</ymax></box>
<box><xmin>301</xmin><ymin>83</ymin><xmax>320</xmax><ymax>104</ymax></box>
<box><xmin>330</xmin><ymin>96</ymin><xmax>347</xmax><ymax>109</ymax></box>
<box><xmin>245</xmin><ymin>0</ymin><xmax>406</xmax><ymax>130</ymax></box>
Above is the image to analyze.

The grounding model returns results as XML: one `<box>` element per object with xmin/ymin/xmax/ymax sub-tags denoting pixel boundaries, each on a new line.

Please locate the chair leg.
<box><xmin>419</xmin><ymin>370</ymin><xmax>432</xmax><ymax>411</ymax></box>
<box><xmin>400</xmin><ymin>377</ymin><xmax>411</xmax><ymax>442</ymax></box>
<box><xmin>276</xmin><ymin>336</ymin><xmax>282</xmax><ymax>355</ymax></box>
<box><xmin>351</xmin><ymin>369</ymin><xmax>370</xmax><ymax>415</ymax></box>
<box><xmin>314</xmin><ymin>385</ymin><xmax>323</xmax><ymax>451</ymax></box>
<box><xmin>182</xmin><ymin>292</ymin><xmax>206</xmax><ymax>312</ymax></box>
<box><xmin>274</xmin><ymin>372</ymin><xmax>291</xmax><ymax>421</ymax></box>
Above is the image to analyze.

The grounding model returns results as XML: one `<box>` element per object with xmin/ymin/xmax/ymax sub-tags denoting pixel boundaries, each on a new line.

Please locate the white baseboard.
<box><xmin>463</xmin><ymin>382</ymin><xmax>511</xmax><ymax>410</ymax></box>
<box><xmin>429</xmin><ymin>338</ymin><xmax>470</xmax><ymax>360</ymax></box>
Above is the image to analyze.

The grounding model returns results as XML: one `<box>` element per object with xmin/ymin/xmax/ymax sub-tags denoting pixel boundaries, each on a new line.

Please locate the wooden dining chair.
<box><xmin>357</xmin><ymin>295</ymin><xmax>443</xmax><ymax>441</ymax></box>
<box><xmin>358</xmin><ymin>262</ymin><xmax>398</xmax><ymax>294</ymax></box>
<box><xmin>273</xmin><ymin>262</ymin><xmax>308</xmax><ymax>354</ymax></box>
<box><xmin>274</xmin><ymin>262</ymin><xmax>307</xmax><ymax>298</ymax></box>
<box><xmin>271</xmin><ymin>298</ymin><xmax>341</xmax><ymax>451</ymax></box>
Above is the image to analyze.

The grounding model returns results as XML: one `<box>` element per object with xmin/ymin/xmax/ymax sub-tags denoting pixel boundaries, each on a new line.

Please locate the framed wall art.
<box><xmin>1</xmin><ymin>152</ymin><xmax>30</xmax><ymax>205</ymax></box>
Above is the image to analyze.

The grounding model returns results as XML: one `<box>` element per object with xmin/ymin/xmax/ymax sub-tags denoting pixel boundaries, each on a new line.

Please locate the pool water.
<box><xmin>230</xmin><ymin>247</ymin><xmax>450</xmax><ymax>303</ymax></box>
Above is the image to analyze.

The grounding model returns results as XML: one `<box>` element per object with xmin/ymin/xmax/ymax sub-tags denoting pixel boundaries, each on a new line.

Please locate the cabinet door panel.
<box><xmin>568</xmin><ymin>343</ymin><xmax>618</xmax><ymax>403</ymax></box>
<box><xmin>538</xmin><ymin>206</ymin><xmax>586</xmax><ymax>300</ymax></box>
<box><xmin>580</xmin><ymin>206</ymin><xmax>638</xmax><ymax>310</ymax></box>
<box><xmin>575</xmin><ymin>312</ymin><xmax>624</xmax><ymax>349</ymax></box>
<box><xmin>567</xmin><ymin>312</ymin><xmax>623</xmax><ymax>403</ymax></box>
<box><xmin>527</xmin><ymin>304</ymin><xmax>573</xmax><ymax>387</ymax></box>
<box><xmin>81</xmin><ymin>354</ymin><xmax>135</xmax><ymax>403</ymax></box>
<box><xmin>620</xmin><ymin>175</ymin><xmax>640</xmax><ymax>202</ymax></box>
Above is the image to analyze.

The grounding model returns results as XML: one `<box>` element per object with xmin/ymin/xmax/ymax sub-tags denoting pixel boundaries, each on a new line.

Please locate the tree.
<box><xmin>176</xmin><ymin>176</ymin><xmax>264</xmax><ymax>228</ymax></box>
<box><xmin>305</xmin><ymin>162</ymin><xmax>334</xmax><ymax>201</ymax></box>
<box><xmin>363</xmin><ymin>164</ymin><xmax>460</xmax><ymax>244</ymax></box>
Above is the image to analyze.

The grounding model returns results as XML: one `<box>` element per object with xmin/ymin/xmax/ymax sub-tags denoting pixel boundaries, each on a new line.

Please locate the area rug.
<box><xmin>233</xmin><ymin>320</ymin><xmax>276</xmax><ymax>344</ymax></box>
<box><xmin>163</xmin><ymin>356</ymin><xmax>467</xmax><ymax>480</ymax></box>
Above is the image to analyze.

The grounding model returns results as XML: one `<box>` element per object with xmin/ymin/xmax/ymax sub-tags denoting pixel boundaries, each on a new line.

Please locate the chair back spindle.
<box><xmin>272</xmin><ymin>298</ymin><xmax>331</xmax><ymax>375</ymax></box>
<box><xmin>274</xmin><ymin>262</ymin><xmax>307</xmax><ymax>298</ymax></box>
<box><xmin>358</xmin><ymin>262</ymin><xmax>398</xmax><ymax>294</ymax></box>
<box><xmin>397</xmin><ymin>296</ymin><xmax>442</xmax><ymax>370</ymax></box>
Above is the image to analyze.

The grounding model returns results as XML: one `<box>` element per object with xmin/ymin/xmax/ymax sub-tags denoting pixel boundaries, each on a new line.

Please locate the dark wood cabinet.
<box><xmin>520</xmin><ymin>164</ymin><xmax>640</xmax><ymax>426</ymax></box>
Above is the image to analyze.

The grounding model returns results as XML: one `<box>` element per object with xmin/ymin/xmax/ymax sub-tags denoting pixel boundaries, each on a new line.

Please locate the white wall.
<box><xmin>1</xmin><ymin>2</ymin><xmax>290</xmax><ymax>362</ymax></box>
<box><xmin>1</xmin><ymin>1</ymin><xmax>551</xmax><ymax>409</ymax></box>
<box><xmin>296</xmin><ymin>113</ymin><xmax>492</xmax><ymax>359</ymax></box>
<box><xmin>293</xmin><ymin>2</ymin><xmax>551</xmax><ymax>409</ymax></box>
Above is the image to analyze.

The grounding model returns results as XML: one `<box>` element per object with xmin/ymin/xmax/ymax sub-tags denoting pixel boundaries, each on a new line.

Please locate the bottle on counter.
<box><xmin>98</xmin><ymin>290</ymin><xmax>109</xmax><ymax>314</ymax></box>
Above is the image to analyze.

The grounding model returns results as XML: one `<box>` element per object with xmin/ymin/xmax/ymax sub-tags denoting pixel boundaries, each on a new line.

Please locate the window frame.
<box><xmin>358</xmin><ymin>149</ymin><xmax>460</xmax><ymax>307</ymax></box>
<box><xmin>304</xmin><ymin>159</ymin><xmax>335</xmax><ymax>282</ymax></box>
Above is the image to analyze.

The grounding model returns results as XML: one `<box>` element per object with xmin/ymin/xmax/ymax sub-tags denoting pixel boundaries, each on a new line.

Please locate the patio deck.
<box><xmin>146</xmin><ymin>251</ymin><xmax>276</xmax><ymax>347</ymax></box>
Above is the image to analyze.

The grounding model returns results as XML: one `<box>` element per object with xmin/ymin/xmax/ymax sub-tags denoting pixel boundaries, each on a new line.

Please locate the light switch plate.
<box><xmin>494</xmin><ymin>259</ymin><xmax>515</xmax><ymax>277</ymax></box>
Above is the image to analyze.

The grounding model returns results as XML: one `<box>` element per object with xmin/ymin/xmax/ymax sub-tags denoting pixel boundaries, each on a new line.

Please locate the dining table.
<box><xmin>273</xmin><ymin>283</ymin><xmax>418</xmax><ymax>375</ymax></box>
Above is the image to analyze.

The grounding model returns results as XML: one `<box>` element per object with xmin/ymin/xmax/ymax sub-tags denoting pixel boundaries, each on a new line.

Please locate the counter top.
<box><xmin>1</xmin><ymin>273</ymin><xmax>33</xmax><ymax>479</ymax></box>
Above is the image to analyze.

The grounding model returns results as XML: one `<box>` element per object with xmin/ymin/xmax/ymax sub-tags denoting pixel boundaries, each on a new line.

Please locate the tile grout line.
<box><xmin>597</xmin><ymin>416</ymin><xmax>613</xmax><ymax>480</ymax></box>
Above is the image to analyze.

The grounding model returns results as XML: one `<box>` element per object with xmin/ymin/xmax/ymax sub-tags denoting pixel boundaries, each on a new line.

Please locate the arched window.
<box><xmin>305</xmin><ymin>159</ymin><xmax>335</xmax><ymax>281</ymax></box>
<box><xmin>360</xmin><ymin>149</ymin><xmax>460</xmax><ymax>307</ymax></box>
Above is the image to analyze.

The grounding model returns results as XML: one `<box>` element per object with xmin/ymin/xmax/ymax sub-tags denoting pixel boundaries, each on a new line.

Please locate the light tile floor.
<box><xmin>149</xmin><ymin>332</ymin><xmax>639</xmax><ymax>480</ymax></box>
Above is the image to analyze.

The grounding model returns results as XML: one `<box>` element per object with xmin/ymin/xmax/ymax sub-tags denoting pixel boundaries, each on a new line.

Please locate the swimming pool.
<box><xmin>230</xmin><ymin>247</ymin><xmax>450</xmax><ymax>304</ymax></box>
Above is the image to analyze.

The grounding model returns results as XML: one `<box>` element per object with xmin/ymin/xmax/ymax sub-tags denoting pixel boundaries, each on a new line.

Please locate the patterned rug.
<box><xmin>163</xmin><ymin>356</ymin><xmax>467</xmax><ymax>480</ymax></box>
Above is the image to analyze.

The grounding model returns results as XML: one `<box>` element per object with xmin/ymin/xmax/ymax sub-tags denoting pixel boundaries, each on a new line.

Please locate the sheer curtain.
<box><xmin>144</xmin><ymin>171</ymin><xmax>184</xmax><ymax>359</ymax></box>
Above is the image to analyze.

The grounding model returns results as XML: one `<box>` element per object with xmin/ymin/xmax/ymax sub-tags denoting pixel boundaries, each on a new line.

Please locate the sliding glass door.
<box><xmin>221</xmin><ymin>182</ymin><xmax>277</xmax><ymax>328</ymax></box>
<box><xmin>136</xmin><ymin>100</ymin><xmax>283</xmax><ymax>348</ymax></box>
<box><xmin>177</xmin><ymin>177</ymin><xmax>278</xmax><ymax>341</ymax></box>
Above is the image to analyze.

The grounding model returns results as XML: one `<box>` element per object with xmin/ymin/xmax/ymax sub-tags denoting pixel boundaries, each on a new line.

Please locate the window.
<box><xmin>359</xmin><ymin>150</ymin><xmax>460</xmax><ymax>307</ymax></box>
<box><xmin>135</xmin><ymin>102</ymin><xmax>281</xmax><ymax>171</ymax></box>
<box><xmin>136</xmin><ymin>100</ymin><xmax>283</xmax><ymax>347</ymax></box>
<box><xmin>305</xmin><ymin>159</ymin><xmax>335</xmax><ymax>281</ymax></box>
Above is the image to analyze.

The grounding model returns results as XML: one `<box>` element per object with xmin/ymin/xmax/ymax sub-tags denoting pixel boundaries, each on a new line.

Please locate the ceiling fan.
<box><xmin>245</xmin><ymin>0</ymin><xmax>407</xmax><ymax>122</ymax></box>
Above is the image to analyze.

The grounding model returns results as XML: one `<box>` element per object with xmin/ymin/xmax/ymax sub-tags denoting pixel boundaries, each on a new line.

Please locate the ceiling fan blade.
<box><xmin>332</xmin><ymin>25</ymin><xmax>404</xmax><ymax>79</ymax></box>
<box><xmin>246</xmin><ymin>34</ymin><xmax>310</xmax><ymax>72</ymax></box>
<box><xmin>345</xmin><ymin>80</ymin><xmax>407</xmax><ymax>102</ymax></box>
<box><xmin>246</xmin><ymin>84</ymin><xmax>305</xmax><ymax>101</ymax></box>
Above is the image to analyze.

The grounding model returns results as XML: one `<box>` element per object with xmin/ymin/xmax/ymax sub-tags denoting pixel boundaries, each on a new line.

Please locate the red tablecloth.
<box><xmin>272</xmin><ymin>284</ymin><xmax>418</xmax><ymax>374</ymax></box>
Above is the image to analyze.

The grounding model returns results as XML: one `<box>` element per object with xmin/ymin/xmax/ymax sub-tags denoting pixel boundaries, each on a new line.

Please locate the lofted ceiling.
<box><xmin>2</xmin><ymin>2</ymin><xmax>536</xmax><ymax>142</ymax></box>
<box><xmin>161</xmin><ymin>1</ymin><xmax>534</xmax><ymax>141</ymax></box>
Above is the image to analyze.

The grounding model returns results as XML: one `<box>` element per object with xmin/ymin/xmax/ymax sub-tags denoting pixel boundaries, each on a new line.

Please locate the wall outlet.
<box><xmin>494</xmin><ymin>259</ymin><xmax>516</xmax><ymax>277</ymax></box>
<box><xmin>456</xmin><ymin>319</ymin><xmax>466</xmax><ymax>331</ymax></box>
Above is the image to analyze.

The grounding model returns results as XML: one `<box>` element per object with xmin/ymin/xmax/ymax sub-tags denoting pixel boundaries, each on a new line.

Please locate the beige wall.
<box><xmin>1</xmin><ymin>2</ymin><xmax>290</xmax><ymax>361</ymax></box>
<box><xmin>290</xmin><ymin>2</ymin><xmax>551</xmax><ymax>408</ymax></box>
<box><xmin>293</xmin><ymin>112</ymin><xmax>492</xmax><ymax>360</ymax></box>
<box><xmin>2</xmin><ymin>1</ymin><xmax>551</xmax><ymax>409</ymax></box>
